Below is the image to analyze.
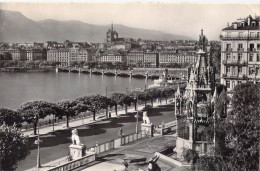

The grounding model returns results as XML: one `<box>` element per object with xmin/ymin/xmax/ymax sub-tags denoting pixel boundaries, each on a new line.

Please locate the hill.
<box><xmin>0</xmin><ymin>9</ymin><xmax>192</xmax><ymax>43</ymax></box>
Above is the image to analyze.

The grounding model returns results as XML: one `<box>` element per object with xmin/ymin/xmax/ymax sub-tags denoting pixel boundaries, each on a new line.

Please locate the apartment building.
<box><xmin>126</xmin><ymin>51</ymin><xmax>144</xmax><ymax>67</ymax></box>
<box><xmin>100</xmin><ymin>53</ymin><xmax>126</xmax><ymax>64</ymax></box>
<box><xmin>47</xmin><ymin>47</ymin><xmax>88</xmax><ymax>66</ymax></box>
<box><xmin>0</xmin><ymin>49</ymin><xmax>27</xmax><ymax>61</ymax></box>
<box><xmin>220</xmin><ymin>15</ymin><xmax>260</xmax><ymax>93</ymax></box>
<box><xmin>143</xmin><ymin>52</ymin><xmax>159</xmax><ymax>68</ymax></box>
<box><xmin>159</xmin><ymin>52</ymin><xmax>197</xmax><ymax>67</ymax></box>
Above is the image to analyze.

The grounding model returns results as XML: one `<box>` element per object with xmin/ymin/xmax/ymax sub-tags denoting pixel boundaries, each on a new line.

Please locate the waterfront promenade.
<box><xmin>22</xmin><ymin>98</ymin><xmax>174</xmax><ymax>137</ymax></box>
<box><xmin>18</xmin><ymin>98</ymin><xmax>175</xmax><ymax>171</ymax></box>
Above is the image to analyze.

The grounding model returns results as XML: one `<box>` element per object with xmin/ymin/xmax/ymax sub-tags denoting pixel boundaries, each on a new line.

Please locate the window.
<box><xmin>227</xmin><ymin>44</ymin><xmax>231</xmax><ymax>49</ymax></box>
<box><xmin>238</xmin><ymin>43</ymin><xmax>243</xmax><ymax>49</ymax></box>
<box><xmin>249</xmin><ymin>67</ymin><xmax>254</xmax><ymax>75</ymax></box>
<box><xmin>249</xmin><ymin>44</ymin><xmax>254</xmax><ymax>51</ymax></box>
<box><xmin>226</xmin><ymin>66</ymin><xmax>231</xmax><ymax>73</ymax></box>
<box><xmin>257</xmin><ymin>44</ymin><xmax>260</xmax><ymax>50</ymax></box>
<box><xmin>226</xmin><ymin>53</ymin><xmax>231</xmax><ymax>60</ymax></box>
<box><xmin>226</xmin><ymin>81</ymin><xmax>230</xmax><ymax>88</ymax></box>
<box><xmin>249</xmin><ymin>54</ymin><xmax>254</xmax><ymax>61</ymax></box>
<box><xmin>238</xmin><ymin>53</ymin><xmax>242</xmax><ymax>61</ymax></box>
<box><xmin>238</xmin><ymin>67</ymin><xmax>242</xmax><ymax>74</ymax></box>
<box><xmin>257</xmin><ymin>54</ymin><xmax>260</xmax><ymax>62</ymax></box>
<box><xmin>250</xmin><ymin>32</ymin><xmax>255</xmax><ymax>38</ymax></box>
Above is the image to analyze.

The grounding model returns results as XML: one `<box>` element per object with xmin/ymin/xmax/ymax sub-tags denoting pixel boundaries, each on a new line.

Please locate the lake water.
<box><xmin>0</xmin><ymin>72</ymin><xmax>151</xmax><ymax>109</ymax></box>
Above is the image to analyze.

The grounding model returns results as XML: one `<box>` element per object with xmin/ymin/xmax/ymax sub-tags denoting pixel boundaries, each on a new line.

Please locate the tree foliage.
<box><xmin>0</xmin><ymin>124</ymin><xmax>30</xmax><ymax>170</ymax></box>
<box><xmin>58</xmin><ymin>100</ymin><xmax>81</xmax><ymax>127</ymax></box>
<box><xmin>18</xmin><ymin>100</ymin><xmax>62</xmax><ymax>135</ymax></box>
<box><xmin>225</xmin><ymin>82</ymin><xmax>260</xmax><ymax>171</ymax></box>
<box><xmin>0</xmin><ymin>108</ymin><xmax>23</xmax><ymax>128</ymax></box>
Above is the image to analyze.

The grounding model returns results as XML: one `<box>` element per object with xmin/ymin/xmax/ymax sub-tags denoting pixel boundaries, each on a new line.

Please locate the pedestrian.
<box><xmin>49</xmin><ymin>119</ymin><xmax>51</xmax><ymax>125</ymax></box>
<box><xmin>109</xmin><ymin>112</ymin><xmax>111</xmax><ymax>118</ymax></box>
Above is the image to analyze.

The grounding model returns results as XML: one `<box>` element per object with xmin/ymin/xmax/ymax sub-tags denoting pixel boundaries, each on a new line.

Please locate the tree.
<box><xmin>58</xmin><ymin>100</ymin><xmax>81</xmax><ymax>128</ymax></box>
<box><xmin>161</xmin><ymin>87</ymin><xmax>175</xmax><ymax>104</ymax></box>
<box><xmin>121</xmin><ymin>94</ymin><xmax>135</xmax><ymax>114</ymax></box>
<box><xmin>145</xmin><ymin>88</ymin><xmax>161</xmax><ymax>106</ymax></box>
<box><xmin>129</xmin><ymin>90</ymin><xmax>143</xmax><ymax>111</ymax></box>
<box><xmin>0</xmin><ymin>108</ymin><xmax>23</xmax><ymax>128</ymax></box>
<box><xmin>3</xmin><ymin>52</ymin><xmax>12</xmax><ymax>61</ymax></box>
<box><xmin>197</xmin><ymin>82</ymin><xmax>260</xmax><ymax>171</ymax></box>
<box><xmin>109</xmin><ymin>92</ymin><xmax>125</xmax><ymax>115</ymax></box>
<box><xmin>137</xmin><ymin>91</ymin><xmax>151</xmax><ymax>107</ymax></box>
<box><xmin>76</xmin><ymin>94</ymin><xmax>105</xmax><ymax>121</ymax></box>
<box><xmin>225</xmin><ymin>82</ymin><xmax>260</xmax><ymax>171</ymax></box>
<box><xmin>194</xmin><ymin>155</ymin><xmax>222</xmax><ymax>171</ymax></box>
<box><xmin>215</xmin><ymin>90</ymin><xmax>229</xmax><ymax>118</ymax></box>
<box><xmin>183</xmin><ymin>149</ymin><xmax>199</xmax><ymax>164</ymax></box>
<box><xmin>18</xmin><ymin>101</ymin><xmax>61</xmax><ymax>135</ymax></box>
<box><xmin>0</xmin><ymin>124</ymin><xmax>30</xmax><ymax>170</ymax></box>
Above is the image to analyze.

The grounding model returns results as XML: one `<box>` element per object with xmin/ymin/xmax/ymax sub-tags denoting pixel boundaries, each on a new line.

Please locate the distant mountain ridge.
<box><xmin>0</xmin><ymin>9</ymin><xmax>192</xmax><ymax>43</ymax></box>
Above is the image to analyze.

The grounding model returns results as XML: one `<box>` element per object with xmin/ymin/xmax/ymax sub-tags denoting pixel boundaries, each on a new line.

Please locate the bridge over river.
<box><xmin>57</xmin><ymin>67</ymin><xmax>188</xmax><ymax>79</ymax></box>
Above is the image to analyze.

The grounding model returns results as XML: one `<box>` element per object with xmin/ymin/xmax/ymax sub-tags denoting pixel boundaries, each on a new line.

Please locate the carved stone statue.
<box><xmin>142</xmin><ymin>111</ymin><xmax>151</xmax><ymax>124</ymax></box>
<box><xmin>71</xmin><ymin>129</ymin><xmax>82</xmax><ymax>145</ymax></box>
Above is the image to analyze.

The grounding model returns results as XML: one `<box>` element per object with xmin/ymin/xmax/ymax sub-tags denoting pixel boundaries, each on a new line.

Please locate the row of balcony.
<box><xmin>223</xmin><ymin>48</ymin><xmax>258</xmax><ymax>52</ymax></box>
<box><xmin>222</xmin><ymin>60</ymin><xmax>247</xmax><ymax>66</ymax></box>
<box><xmin>220</xmin><ymin>35</ymin><xmax>260</xmax><ymax>40</ymax></box>
<box><xmin>222</xmin><ymin>73</ymin><xmax>246</xmax><ymax>79</ymax></box>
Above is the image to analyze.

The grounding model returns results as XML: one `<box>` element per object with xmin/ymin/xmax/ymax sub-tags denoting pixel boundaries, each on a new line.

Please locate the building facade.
<box><xmin>0</xmin><ymin>49</ymin><xmax>26</xmax><ymax>61</ymax></box>
<box><xmin>126</xmin><ymin>51</ymin><xmax>144</xmax><ymax>67</ymax></box>
<box><xmin>100</xmin><ymin>53</ymin><xmax>126</xmax><ymax>64</ymax></box>
<box><xmin>159</xmin><ymin>52</ymin><xmax>197</xmax><ymax>67</ymax></box>
<box><xmin>47</xmin><ymin>47</ymin><xmax>88</xmax><ymax>66</ymax></box>
<box><xmin>220</xmin><ymin>15</ymin><xmax>260</xmax><ymax>93</ymax></box>
<box><xmin>24</xmin><ymin>49</ymin><xmax>44</xmax><ymax>61</ymax></box>
<box><xmin>143</xmin><ymin>52</ymin><xmax>159</xmax><ymax>68</ymax></box>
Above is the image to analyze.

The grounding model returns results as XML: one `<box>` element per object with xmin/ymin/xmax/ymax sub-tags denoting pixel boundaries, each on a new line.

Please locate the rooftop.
<box><xmin>223</xmin><ymin>15</ymin><xmax>260</xmax><ymax>31</ymax></box>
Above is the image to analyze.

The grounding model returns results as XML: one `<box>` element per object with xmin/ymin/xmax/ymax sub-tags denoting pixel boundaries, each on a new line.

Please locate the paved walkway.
<box><xmin>22</xmin><ymin>98</ymin><xmax>174</xmax><ymax>137</ymax></box>
<box><xmin>79</xmin><ymin>136</ymin><xmax>190</xmax><ymax>171</ymax></box>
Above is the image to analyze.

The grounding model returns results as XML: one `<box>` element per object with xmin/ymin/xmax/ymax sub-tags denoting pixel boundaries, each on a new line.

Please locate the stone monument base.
<box><xmin>69</xmin><ymin>144</ymin><xmax>86</xmax><ymax>160</ymax></box>
<box><xmin>141</xmin><ymin>123</ymin><xmax>154</xmax><ymax>137</ymax></box>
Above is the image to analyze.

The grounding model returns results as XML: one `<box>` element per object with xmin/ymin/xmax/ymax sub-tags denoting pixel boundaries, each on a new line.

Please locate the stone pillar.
<box><xmin>141</xmin><ymin>123</ymin><xmax>154</xmax><ymax>137</ymax></box>
<box><xmin>69</xmin><ymin>144</ymin><xmax>86</xmax><ymax>160</ymax></box>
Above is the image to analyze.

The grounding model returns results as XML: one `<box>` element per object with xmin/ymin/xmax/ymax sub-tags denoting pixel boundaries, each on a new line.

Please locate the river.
<box><xmin>0</xmin><ymin>72</ymin><xmax>152</xmax><ymax>109</ymax></box>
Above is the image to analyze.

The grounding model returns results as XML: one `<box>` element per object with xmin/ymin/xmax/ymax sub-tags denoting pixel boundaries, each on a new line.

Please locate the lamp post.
<box><xmin>135</xmin><ymin>112</ymin><xmax>140</xmax><ymax>134</ymax></box>
<box><xmin>34</xmin><ymin>113</ymin><xmax>41</xmax><ymax>169</ymax></box>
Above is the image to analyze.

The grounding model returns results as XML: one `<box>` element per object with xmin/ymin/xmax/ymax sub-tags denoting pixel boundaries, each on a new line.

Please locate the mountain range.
<box><xmin>0</xmin><ymin>9</ymin><xmax>192</xmax><ymax>43</ymax></box>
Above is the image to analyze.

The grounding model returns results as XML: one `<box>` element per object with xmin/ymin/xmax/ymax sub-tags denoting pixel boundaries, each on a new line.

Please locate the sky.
<box><xmin>0</xmin><ymin>2</ymin><xmax>259</xmax><ymax>40</ymax></box>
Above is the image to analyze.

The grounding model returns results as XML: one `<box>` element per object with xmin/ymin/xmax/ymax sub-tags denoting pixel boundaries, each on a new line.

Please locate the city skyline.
<box><xmin>0</xmin><ymin>2</ymin><xmax>259</xmax><ymax>40</ymax></box>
